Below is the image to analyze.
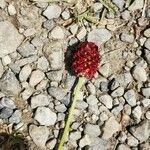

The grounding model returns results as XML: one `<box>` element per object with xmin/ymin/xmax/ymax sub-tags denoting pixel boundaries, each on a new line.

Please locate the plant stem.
<box><xmin>58</xmin><ymin>77</ymin><xmax>85</xmax><ymax>150</ymax></box>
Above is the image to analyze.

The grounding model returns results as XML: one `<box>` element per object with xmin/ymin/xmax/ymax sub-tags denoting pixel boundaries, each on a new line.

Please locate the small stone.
<box><xmin>69</xmin><ymin>24</ymin><xmax>78</xmax><ymax>35</ymax></box>
<box><xmin>144</xmin><ymin>38</ymin><xmax>150</xmax><ymax>50</ymax></box>
<box><xmin>79</xmin><ymin>134</ymin><xmax>91</xmax><ymax>148</ymax></box>
<box><xmin>9</xmin><ymin>110</ymin><xmax>22</xmax><ymax>124</ymax></box>
<box><xmin>76</xmin><ymin>101</ymin><xmax>88</xmax><ymax>110</ymax></box>
<box><xmin>144</xmin><ymin>49</ymin><xmax>150</xmax><ymax>65</ymax></box>
<box><xmin>43</xmin><ymin>4</ymin><xmax>61</xmax><ymax>20</ymax></box>
<box><xmin>0</xmin><ymin>21</ymin><xmax>23</xmax><ymax>58</ymax></box>
<box><xmin>21</xmin><ymin>87</ymin><xmax>34</xmax><ymax>100</ymax></box>
<box><xmin>129</xmin><ymin>120</ymin><xmax>149</xmax><ymax>143</ymax></box>
<box><xmin>99</xmin><ymin>94</ymin><xmax>113</xmax><ymax>109</ymax></box>
<box><xmin>120</xmin><ymin>33</ymin><xmax>134</xmax><ymax>43</ymax></box>
<box><xmin>88</xmin><ymin>28</ymin><xmax>111</xmax><ymax>46</ymax></box>
<box><xmin>124</xmin><ymin>89</ymin><xmax>136</xmax><ymax>107</ymax></box>
<box><xmin>0</xmin><ymin>97</ymin><xmax>16</xmax><ymax>109</ymax></box>
<box><xmin>0</xmin><ymin>107</ymin><xmax>13</xmax><ymax>119</ymax></box>
<box><xmin>34</xmin><ymin>107</ymin><xmax>57</xmax><ymax>126</ymax></box>
<box><xmin>23</xmin><ymin>28</ymin><xmax>36</xmax><ymax>37</ymax></box>
<box><xmin>129</xmin><ymin>0</ymin><xmax>144</xmax><ymax>11</ymax></box>
<box><xmin>117</xmin><ymin>144</ymin><xmax>131</xmax><ymax>150</ymax></box>
<box><xmin>121</xmin><ymin>10</ymin><xmax>130</xmax><ymax>21</ymax></box>
<box><xmin>50</xmin><ymin>26</ymin><xmax>64</xmax><ymax>39</ymax></box>
<box><xmin>8</xmin><ymin>3</ymin><xmax>16</xmax><ymax>15</ymax></box>
<box><xmin>57</xmin><ymin>113</ymin><xmax>65</xmax><ymax>121</ymax></box>
<box><xmin>111</xmin><ymin>104</ymin><xmax>124</xmax><ymax>116</ymax></box>
<box><xmin>76</xmin><ymin>27</ymin><xmax>87</xmax><ymax>40</ymax></box>
<box><xmin>86</xmin><ymin>82</ymin><xmax>96</xmax><ymax>95</ymax></box>
<box><xmin>2</xmin><ymin>55</ymin><xmax>11</xmax><ymax>65</ymax></box>
<box><xmin>0</xmin><ymin>0</ymin><xmax>6</xmax><ymax>8</ymax></box>
<box><xmin>84</xmin><ymin>124</ymin><xmax>101</xmax><ymax>137</ymax></box>
<box><xmin>36</xmin><ymin>80</ymin><xmax>48</xmax><ymax>91</ymax></box>
<box><xmin>110</xmin><ymin>78</ymin><xmax>119</xmax><ymax>90</ymax></box>
<box><xmin>144</xmin><ymin>28</ymin><xmax>150</xmax><ymax>37</ymax></box>
<box><xmin>0</xmin><ymin>60</ymin><xmax>4</xmax><ymax>78</ymax></box>
<box><xmin>46</xmin><ymin>70</ymin><xmax>63</xmax><ymax>82</ymax></box>
<box><xmin>0</xmin><ymin>70</ymin><xmax>21</xmax><ymax>96</ymax></box>
<box><xmin>132</xmin><ymin>66</ymin><xmax>147</xmax><ymax>82</ymax></box>
<box><xmin>29</xmin><ymin>125</ymin><xmax>49</xmax><ymax>149</ymax></box>
<box><xmin>123</xmin><ymin>104</ymin><xmax>131</xmax><ymax>115</ymax></box>
<box><xmin>111</xmin><ymin>87</ymin><xmax>124</xmax><ymax>97</ymax></box>
<box><xmin>37</xmin><ymin>56</ymin><xmax>49</xmax><ymax>71</ymax></box>
<box><xmin>29</xmin><ymin>70</ymin><xmax>45</xmax><ymax>87</ymax></box>
<box><xmin>86</xmin><ymin>95</ymin><xmax>98</xmax><ymax>106</ymax></box>
<box><xmin>43</xmin><ymin>20</ymin><xmax>55</xmax><ymax>30</ymax></box>
<box><xmin>145</xmin><ymin>111</ymin><xmax>150</xmax><ymax>120</ymax></box>
<box><xmin>46</xmin><ymin>138</ymin><xmax>56</xmax><ymax>150</ymax></box>
<box><xmin>102</xmin><ymin>116</ymin><xmax>120</xmax><ymax>139</ymax></box>
<box><xmin>19</xmin><ymin>64</ymin><xmax>32</xmax><ymax>82</ymax></box>
<box><xmin>100</xmin><ymin>112</ymin><xmax>108</xmax><ymax>122</ymax></box>
<box><xmin>48</xmin><ymin>87</ymin><xmax>67</xmax><ymax>100</ymax></box>
<box><xmin>142</xmin><ymin>98</ymin><xmax>150</xmax><ymax>107</ymax></box>
<box><xmin>141</xmin><ymin>88</ymin><xmax>150</xmax><ymax>98</ymax></box>
<box><xmin>30</xmin><ymin>94</ymin><xmax>50</xmax><ymax>109</ymax></box>
<box><xmin>91</xmin><ymin>2</ymin><xmax>103</xmax><ymax>12</ymax></box>
<box><xmin>132</xmin><ymin>106</ymin><xmax>142</xmax><ymax>121</ymax></box>
<box><xmin>61</xmin><ymin>9</ymin><xmax>70</xmax><ymax>20</ymax></box>
<box><xmin>112</xmin><ymin>0</ymin><xmax>124</xmax><ymax>10</ymax></box>
<box><xmin>69</xmin><ymin>131</ymin><xmax>81</xmax><ymax>141</ymax></box>
<box><xmin>55</xmin><ymin>104</ymin><xmax>67</xmax><ymax>113</ymax></box>
<box><xmin>98</xmin><ymin>63</ymin><xmax>110</xmax><ymax>77</ymax></box>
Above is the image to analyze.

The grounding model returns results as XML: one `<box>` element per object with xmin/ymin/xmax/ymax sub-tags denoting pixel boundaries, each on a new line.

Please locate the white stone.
<box><xmin>79</xmin><ymin>135</ymin><xmax>91</xmax><ymax>148</ymax></box>
<box><xmin>144</xmin><ymin>28</ymin><xmax>150</xmax><ymax>37</ymax></box>
<box><xmin>129</xmin><ymin>0</ymin><xmax>144</xmax><ymax>11</ymax></box>
<box><xmin>8</xmin><ymin>3</ymin><xmax>16</xmax><ymax>15</ymax></box>
<box><xmin>132</xmin><ymin>106</ymin><xmax>142</xmax><ymax>121</ymax></box>
<box><xmin>50</xmin><ymin>26</ymin><xmax>64</xmax><ymax>39</ymax></box>
<box><xmin>2</xmin><ymin>55</ymin><xmax>11</xmax><ymax>65</ymax></box>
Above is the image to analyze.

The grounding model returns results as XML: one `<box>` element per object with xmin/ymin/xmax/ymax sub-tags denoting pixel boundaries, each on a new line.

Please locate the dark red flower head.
<box><xmin>72</xmin><ymin>41</ymin><xmax>100</xmax><ymax>79</ymax></box>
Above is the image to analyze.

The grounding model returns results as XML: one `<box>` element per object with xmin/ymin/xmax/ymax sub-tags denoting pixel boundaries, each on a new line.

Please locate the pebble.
<box><xmin>84</xmin><ymin>124</ymin><xmax>101</xmax><ymax>137</ymax></box>
<box><xmin>55</xmin><ymin>104</ymin><xmax>67</xmax><ymax>113</ymax></box>
<box><xmin>86</xmin><ymin>95</ymin><xmax>98</xmax><ymax>106</ymax></box>
<box><xmin>69</xmin><ymin>24</ymin><xmax>78</xmax><ymax>35</ymax></box>
<box><xmin>123</xmin><ymin>104</ymin><xmax>132</xmax><ymax>115</ymax></box>
<box><xmin>9</xmin><ymin>110</ymin><xmax>22</xmax><ymax>124</ymax></box>
<box><xmin>145</xmin><ymin>111</ymin><xmax>150</xmax><ymax>120</ymax></box>
<box><xmin>57</xmin><ymin>113</ymin><xmax>65</xmax><ymax>121</ymax></box>
<box><xmin>43</xmin><ymin>20</ymin><xmax>55</xmax><ymax>30</ymax></box>
<box><xmin>46</xmin><ymin>70</ymin><xmax>63</xmax><ymax>82</ymax></box>
<box><xmin>34</xmin><ymin>107</ymin><xmax>57</xmax><ymax>126</ymax></box>
<box><xmin>29</xmin><ymin>70</ymin><xmax>45</xmax><ymax>87</ymax></box>
<box><xmin>132</xmin><ymin>106</ymin><xmax>142</xmax><ymax>121</ymax></box>
<box><xmin>141</xmin><ymin>98</ymin><xmax>150</xmax><ymax>107</ymax></box>
<box><xmin>99</xmin><ymin>112</ymin><xmax>108</xmax><ymax>122</ymax></box>
<box><xmin>29</xmin><ymin>125</ymin><xmax>49</xmax><ymax>149</ymax></box>
<box><xmin>129</xmin><ymin>120</ymin><xmax>149</xmax><ymax>143</ymax></box>
<box><xmin>43</xmin><ymin>4</ymin><xmax>61</xmax><ymax>20</ymax></box>
<box><xmin>19</xmin><ymin>64</ymin><xmax>32</xmax><ymax>82</ymax></box>
<box><xmin>111</xmin><ymin>87</ymin><xmax>124</xmax><ymax>97</ymax></box>
<box><xmin>144</xmin><ymin>38</ymin><xmax>150</xmax><ymax>50</ymax></box>
<box><xmin>86</xmin><ymin>82</ymin><xmax>96</xmax><ymax>95</ymax></box>
<box><xmin>69</xmin><ymin>131</ymin><xmax>81</xmax><ymax>141</ymax></box>
<box><xmin>0</xmin><ymin>97</ymin><xmax>16</xmax><ymax>109</ymax></box>
<box><xmin>79</xmin><ymin>134</ymin><xmax>91</xmax><ymax>148</ymax></box>
<box><xmin>124</xmin><ymin>89</ymin><xmax>136</xmax><ymax>107</ymax></box>
<box><xmin>8</xmin><ymin>3</ymin><xmax>16</xmax><ymax>15</ymax></box>
<box><xmin>102</xmin><ymin>116</ymin><xmax>120</xmax><ymax>139</ymax></box>
<box><xmin>144</xmin><ymin>49</ymin><xmax>150</xmax><ymax>65</ymax></box>
<box><xmin>50</xmin><ymin>26</ymin><xmax>65</xmax><ymax>39</ymax></box>
<box><xmin>132</xmin><ymin>66</ymin><xmax>147</xmax><ymax>82</ymax></box>
<box><xmin>61</xmin><ymin>9</ymin><xmax>70</xmax><ymax>20</ymax></box>
<box><xmin>30</xmin><ymin>94</ymin><xmax>50</xmax><ymax>109</ymax></box>
<box><xmin>111</xmin><ymin>104</ymin><xmax>124</xmax><ymax>116</ymax></box>
<box><xmin>46</xmin><ymin>138</ymin><xmax>57</xmax><ymax>150</ymax></box>
<box><xmin>0</xmin><ymin>0</ymin><xmax>6</xmax><ymax>8</ymax></box>
<box><xmin>144</xmin><ymin>28</ymin><xmax>150</xmax><ymax>37</ymax></box>
<box><xmin>120</xmin><ymin>33</ymin><xmax>134</xmax><ymax>43</ymax></box>
<box><xmin>141</xmin><ymin>87</ymin><xmax>150</xmax><ymax>98</ymax></box>
<box><xmin>0</xmin><ymin>70</ymin><xmax>21</xmax><ymax>96</ymax></box>
<box><xmin>76</xmin><ymin>27</ymin><xmax>87</xmax><ymax>40</ymax></box>
<box><xmin>0</xmin><ymin>107</ymin><xmax>13</xmax><ymax>119</ymax></box>
<box><xmin>112</xmin><ymin>0</ymin><xmax>124</xmax><ymax>10</ymax></box>
<box><xmin>0</xmin><ymin>21</ymin><xmax>23</xmax><ymax>58</ymax></box>
<box><xmin>21</xmin><ymin>87</ymin><xmax>34</xmax><ymax>100</ymax></box>
<box><xmin>37</xmin><ymin>56</ymin><xmax>49</xmax><ymax>71</ymax></box>
<box><xmin>88</xmin><ymin>28</ymin><xmax>112</xmax><ymax>46</ymax></box>
<box><xmin>76</xmin><ymin>101</ymin><xmax>88</xmax><ymax>110</ymax></box>
<box><xmin>98</xmin><ymin>63</ymin><xmax>110</xmax><ymax>77</ymax></box>
<box><xmin>129</xmin><ymin>0</ymin><xmax>144</xmax><ymax>11</ymax></box>
<box><xmin>0</xmin><ymin>60</ymin><xmax>4</xmax><ymax>78</ymax></box>
<box><xmin>48</xmin><ymin>87</ymin><xmax>67</xmax><ymax>100</ymax></box>
<box><xmin>2</xmin><ymin>55</ymin><xmax>11</xmax><ymax>65</ymax></box>
<box><xmin>91</xmin><ymin>2</ymin><xmax>103</xmax><ymax>12</ymax></box>
<box><xmin>121</xmin><ymin>10</ymin><xmax>130</xmax><ymax>21</ymax></box>
<box><xmin>117</xmin><ymin>144</ymin><xmax>131</xmax><ymax>150</ymax></box>
<box><xmin>99</xmin><ymin>94</ymin><xmax>113</xmax><ymax>109</ymax></box>
<box><xmin>127</xmin><ymin>134</ymin><xmax>139</xmax><ymax>147</ymax></box>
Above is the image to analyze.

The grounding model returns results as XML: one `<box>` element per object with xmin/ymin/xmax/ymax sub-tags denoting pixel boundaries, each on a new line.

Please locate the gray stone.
<box><xmin>124</xmin><ymin>89</ymin><xmax>136</xmax><ymax>107</ymax></box>
<box><xmin>57</xmin><ymin>113</ymin><xmax>65</xmax><ymax>121</ymax></box>
<box><xmin>132</xmin><ymin>106</ymin><xmax>142</xmax><ymax>121</ymax></box>
<box><xmin>110</xmin><ymin>79</ymin><xmax>119</xmax><ymax>90</ymax></box>
<box><xmin>64</xmin><ymin>75</ymin><xmax>76</xmax><ymax>90</ymax></box>
<box><xmin>132</xmin><ymin>66</ymin><xmax>147</xmax><ymax>82</ymax></box>
<box><xmin>69</xmin><ymin>131</ymin><xmax>81</xmax><ymax>141</ymax></box>
<box><xmin>0</xmin><ymin>60</ymin><xmax>4</xmax><ymax>78</ymax></box>
<box><xmin>46</xmin><ymin>138</ymin><xmax>57</xmax><ymax>150</ymax></box>
<box><xmin>98</xmin><ymin>63</ymin><xmax>110</xmax><ymax>77</ymax></box>
<box><xmin>69</xmin><ymin>24</ymin><xmax>78</xmax><ymax>35</ymax></box>
<box><xmin>76</xmin><ymin>101</ymin><xmax>88</xmax><ymax>110</ymax></box>
<box><xmin>99</xmin><ymin>112</ymin><xmax>108</xmax><ymax>122</ymax></box>
<box><xmin>29</xmin><ymin>125</ymin><xmax>49</xmax><ymax>149</ymax></box>
<box><xmin>129</xmin><ymin>120</ymin><xmax>150</xmax><ymax>143</ymax></box>
<box><xmin>0</xmin><ymin>97</ymin><xmax>16</xmax><ymax>109</ymax></box>
<box><xmin>61</xmin><ymin>9</ymin><xmax>70</xmax><ymax>20</ymax></box>
<box><xmin>43</xmin><ymin>20</ymin><xmax>55</xmax><ymax>30</ymax></box>
<box><xmin>76</xmin><ymin>27</ymin><xmax>87</xmax><ymax>40</ymax></box>
<box><xmin>141</xmin><ymin>88</ymin><xmax>150</xmax><ymax>98</ymax></box>
<box><xmin>144</xmin><ymin>28</ymin><xmax>150</xmax><ymax>37</ymax></box>
<box><xmin>29</xmin><ymin>70</ymin><xmax>45</xmax><ymax>87</ymax></box>
<box><xmin>112</xmin><ymin>0</ymin><xmax>124</xmax><ymax>10</ymax></box>
<box><xmin>88</xmin><ymin>28</ymin><xmax>111</xmax><ymax>46</ymax></box>
<box><xmin>117</xmin><ymin>144</ymin><xmax>131</xmax><ymax>150</ymax></box>
<box><xmin>142</xmin><ymin>98</ymin><xmax>150</xmax><ymax>107</ymax></box>
<box><xmin>30</xmin><ymin>94</ymin><xmax>50</xmax><ymax>109</ymax></box>
<box><xmin>129</xmin><ymin>0</ymin><xmax>144</xmax><ymax>11</ymax></box>
<box><xmin>91</xmin><ymin>2</ymin><xmax>103</xmax><ymax>12</ymax></box>
<box><xmin>88</xmin><ymin>105</ymin><xmax>99</xmax><ymax>115</ymax></box>
<box><xmin>120</xmin><ymin>33</ymin><xmax>134</xmax><ymax>43</ymax></box>
<box><xmin>111</xmin><ymin>87</ymin><xmax>124</xmax><ymax>97</ymax></box>
<box><xmin>111</xmin><ymin>104</ymin><xmax>124</xmax><ymax>116</ymax></box>
<box><xmin>46</xmin><ymin>70</ymin><xmax>63</xmax><ymax>82</ymax></box>
<box><xmin>0</xmin><ymin>70</ymin><xmax>21</xmax><ymax>96</ymax></box>
<box><xmin>121</xmin><ymin>10</ymin><xmax>130</xmax><ymax>21</ymax></box>
<box><xmin>19</xmin><ymin>64</ymin><xmax>32</xmax><ymax>82</ymax></box>
<box><xmin>145</xmin><ymin>111</ymin><xmax>150</xmax><ymax>120</ymax></box>
<box><xmin>100</xmin><ymin>81</ymin><xmax>108</xmax><ymax>92</ymax></box>
<box><xmin>102</xmin><ymin>116</ymin><xmax>120</xmax><ymax>139</ymax></box>
<box><xmin>34</xmin><ymin>107</ymin><xmax>57</xmax><ymax>126</ymax></box>
<box><xmin>84</xmin><ymin>124</ymin><xmax>101</xmax><ymax>137</ymax></box>
<box><xmin>21</xmin><ymin>87</ymin><xmax>34</xmax><ymax>100</ymax></box>
<box><xmin>0</xmin><ymin>21</ymin><xmax>23</xmax><ymax>58</ymax></box>
<box><xmin>43</xmin><ymin>4</ymin><xmax>61</xmax><ymax>20</ymax></box>
<box><xmin>48</xmin><ymin>87</ymin><xmax>67</xmax><ymax>100</ymax></box>
<box><xmin>0</xmin><ymin>107</ymin><xmax>13</xmax><ymax>119</ymax></box>
<box><xmin>37</xmin><ymin>56</ymin><xmax>49</xmax><ymax>71</ymax></box>
<box><xmin>17</xmin><ymin>42</ymin><xmax>36</xmax><ymax>57</ymax></box>
<box><xmin>9</xmin><ymin>110</ymin><xmax>22</xmax><ymax>124</ymax></box>
<box><xmin>86</xmin><ymin>82</ymin><xmax>96</xmax><ymax>95</ymax></box>
<box><xmin>99</xmin><ymin>94</ymin><xmax>113</xmax><ymax>109</ymax></box>
<box><xmin>127</xmin><ymin>134</ymin><xmax>139</xmax><ymax>147</ymax></box>
<box><xmin>86</xmin><ymin>95</ymin><xmax>98</xmax><ymax>106</ymax></box>
<box><xmin>144</xmin><ymin>49</ymin><xmax>150</xmax><ymax>65</ymax></box>
<box><xmin>55</xmin><ymin>104</ymin><xmax>67</xmax><ymax>113</ymax></box>
<box><xmin>0</xmin><ymin>0</ymin><xmax>6</xmax><ymax>8</ymax></box>
<box><xmin>50</xmin><ymin>26</ymin><xmax>64</xmax><ymax>39</ymax></box>
<box><xmin>144</xmin><ymin>38</ymin><xmax>150</xmax><ymax>50</ymax></box>
<box><xmin>79</xmin><ymin>134</ymin><xmax>91</xmax><ymax>148</ymax></box>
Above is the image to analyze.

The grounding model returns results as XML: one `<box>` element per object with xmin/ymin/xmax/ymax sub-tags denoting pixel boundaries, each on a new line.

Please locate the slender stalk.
<box><xmin>58</xmin><ymin>77</ymin><xmax>85</xmax><ymax>150</ymax></box>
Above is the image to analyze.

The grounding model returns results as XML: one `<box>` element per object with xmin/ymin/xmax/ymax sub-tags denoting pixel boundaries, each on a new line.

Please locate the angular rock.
<box><xmin>86</xmin><ymin>95</ymin><xmax>98</xmax><ymax>106</ymax></box>
<box><xmin>0</xmin><ymin>97</ymin><xmax>16</xmax><ymax>109</ymax></box>
<box><xmin>37</xmin><ymin>56</ymin><xmax>49</xmax><ymax>71</ymax></box>
<box><xmin>46</xmin><ymin>70</ymin><xmax>63</xmax><ymax>82</ymax></box>
<box><xmin>141</xmin><ymin>87</ymin><xmax>150</xmax><ymax>98</ymax></box>
<box><xmin>120</xmin><ymin>33</ymin><xmax>134</xmax><ymax>43</ymax></box>
<box><xmin>117</xmin><ymin>144</ymin><xmax>131</xmax><ymax>150</ymax></box>
<box><xmin>129</xmin><ymin>0</ymin><xmax>144</xmax><ymax>11</ymax></box>
<box><xmin>50</xmin><ymin>26</ymin><xmax>64</xmax><ymax>39</ymax></box>
<box><xmin>0</xmin><ymin>21</ymin><xmax>23</xmax><ymax>58</ymax></box>
<box><xmin>9</xmin><ymin>110</ymin><xmax>22</xmax><ymax>124</ymax></box>
<box><xmin>0</xmin><ymin>107</ymin><xmax>13</xmax><ymax>119</ymax></box>
<box><xmin>111</xmin><ymin>87</ymin><xmax>124</xmax><ymax>97</ymax></box>
<box><xmin>145</xmin><ymin>38</ymin><xmax>150</xmax><ymax>50</ymax></box>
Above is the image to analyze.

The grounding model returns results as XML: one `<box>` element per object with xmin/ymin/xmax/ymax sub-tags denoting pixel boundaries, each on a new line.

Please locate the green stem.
<box><xmin>58</xmin><ymin>77</ymin><xmax>85</xmax><ymax>150</ymax></box>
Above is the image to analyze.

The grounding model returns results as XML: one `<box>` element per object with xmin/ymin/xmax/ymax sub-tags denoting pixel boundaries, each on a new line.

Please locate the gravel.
<box><xmin>46</xmin><ymin>70</ymin><xmax>63</xmax><ymax>82</ymax></box>
<box><xmin>0</xmin><ymin>21</ymin><xmax>23</xmax><ymax>58</ymax></box>
<box><xmin>9</xmin><ymin>110</ymin><xmax>22</xmax><ymax>124</ymax></box>
<box><xmin>120</xmin><ymin>33</ymin><xmax>134</xmax><ymax>43</ymax></box>
<box><xmin>37</xmin><ymin>56</ymin><xmax>49</xmax><ymax>71</ymax></box>
<box><xmin>144</xmin><ymin>38</ymin><xmax>150</xmax><ymax>50</ymax></box>
<box><xmin>132</xmin><ymin>105</ymin><xmax>142</xmax><ymax>121</ymax></box>
<box><xmin>111</xmin><ymin>87</ymin><xmax>124</xmax><ymax>97</ymax></box>
<box><xmin>34</xmin><ymin>107</ymin><xmax>57</xmax><ymax>126</ymax></box>
<box><xmin>86</xmin><ymin>95</ymin><xmax>98</xmax><ymax>106</ymax></box>
<box><xmin>0</xmin><ymin>97</ymin><xmax>16</xmax><ymax>109</ymax></box>
<box><xmin>50</xmin><ymin>26</ymin><xmax>65</xmax><ymax>39</ymax></box>
<box><xmin>141</xmin><ymin>87</ymin><xmax>150</xmax><ymax>98</ymax></box>
<box><xmin>129</xmin><ymin>0</ymin><xmax>144</xmax><ymax>11</ymax></box>
<box><xmin>0</xmin><ymin>107</ymin><xmax>13</xmax><ymax>119</ymax></box>
<box><xmin>144</xmin><ymin>28</ymin><xmax>150</xmax><ymax>37</ymax></box>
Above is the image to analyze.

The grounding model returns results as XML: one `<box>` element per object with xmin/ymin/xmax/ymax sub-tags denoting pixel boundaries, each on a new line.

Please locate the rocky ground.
<box><xmin>0</xmin><ymin>0</ymin><xmax>150</xmax><ymax>150</ymax></box>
